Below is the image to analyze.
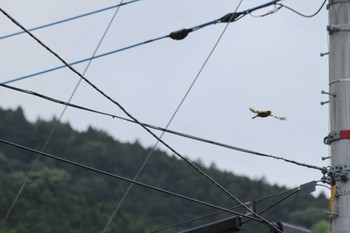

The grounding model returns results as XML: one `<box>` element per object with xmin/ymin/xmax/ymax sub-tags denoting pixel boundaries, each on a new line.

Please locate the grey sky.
<box><xmin>0</xmin><ymin>0</ymin><xmax>329</xmax><ymax>192</ymax></box>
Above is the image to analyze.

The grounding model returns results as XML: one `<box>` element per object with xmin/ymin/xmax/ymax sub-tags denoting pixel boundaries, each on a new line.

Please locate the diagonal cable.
<box><xmin>0</xmin><ymin>83</ymin><xmax>325</xmax><ymax>172</ymax></box>
<box><xmin>0</xmin><ymin>1</ymin><xmax>124</xmax><ymax>229</ymax></box>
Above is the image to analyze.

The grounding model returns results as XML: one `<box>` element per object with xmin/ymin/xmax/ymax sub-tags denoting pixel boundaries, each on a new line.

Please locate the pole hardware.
<box><xmin>322</xmin><ymin>156</ymin><xmax>331</xmax><ymax>160</ymax></box>
<box><xmin>320</xmin><ymin>89</ymin><xmax>336</xmax><ymax>105</ymax></box>
<box><xmin>244</xmin><ymin>201</ymin><xmax>255</xmax><ymax>216</ymax></box>
<box><xmin>329</xmin><ymin>165</ymin><xmax>350</xmax><ymax>185</ymax></box>
<box><xmin>321</xmin><ymin>90</ymin><xmax>336</xmax><ymax>97</ymax></box>
<box><xmin>324</xmin><ymin>130</ymin><xmax>350</xmax><ymax>145</ymax></box>
<box><xmin>327</xmin><ymin>24</ymin><xmax>350</xmax><ymax>33</ymax></box>
<box><xmin>320</xmin><ymin>52</ymin><xmax>329</xmax><ymax>57</ymax></box>
<box><xmin>323</xmin><ymin>210</ymin><xmax>339</xmax><ymax>217</ymax></box>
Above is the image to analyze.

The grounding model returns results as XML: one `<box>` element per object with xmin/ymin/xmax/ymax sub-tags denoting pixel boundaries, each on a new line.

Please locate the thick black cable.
<box><xmin>0</xmin><ymin>83</ymin><xmax>325</xmax><ymax>173</ymax></box>
<box><xmin>0</xmin><ymin>8</ymin><xmax>282</xmax><ymax>232</ymax></box>
<box><xmin>277</xmin><ymin>0</ymin><xmax>327</xmax><ymax>18</ymax></box>
<box><xmin>0</xmin><ymin>3</ymin><xmax>124</xmax><ymax>230</ymax></box>
<box><xmin>0</xmin><ymin>137</ymin><xmax>261</xmax><ymax>221</ymax></box>
<box><xmin>147</xmin><ymin>187</ymin><xmax>301</xmax><ymax>233</ymax></box>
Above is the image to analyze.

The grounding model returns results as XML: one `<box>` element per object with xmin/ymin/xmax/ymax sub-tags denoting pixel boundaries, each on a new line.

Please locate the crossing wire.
<box><xmin>0</xmin><ymin>0</ymin><xmax>140</xmax><ymax>40</ymax></box>
<box><xmin>0</xmin><ymin>6</ymin><xmax>282</xmax><ymax>232</ymax></box>
<box><xmin>0</xmin><ymin>1</ymin><xmax>125</xmax><ymax>229</ymax></box>
<box><xmin>0</xmin><ymin>83</ymin><xmax>326</xmax><ymax>172</ymax></box>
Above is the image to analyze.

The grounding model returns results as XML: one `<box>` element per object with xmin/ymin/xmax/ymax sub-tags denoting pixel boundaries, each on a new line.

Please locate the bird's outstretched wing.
<box><xmin>271</xmin><ymin>114</ymin><xmax>286</xmax><ymax>120</ymax></box>
<box><xmin>249</xmin><ymin>107</ymin><xmax>260</xmax><ymax>114</ymax></box>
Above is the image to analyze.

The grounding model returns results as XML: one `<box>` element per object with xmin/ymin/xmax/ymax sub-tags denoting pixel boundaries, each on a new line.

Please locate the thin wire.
<box><xmin>277</xmin><ymin>0</ymin><xmax>327</xmax><ymax>18</ymax></box>
<box><xmin>1</xmin><ymin>0</ymin><xmax>281</xmax><ymax>85</ymax></box>
<box><xmin>257</xmin><ymin>189</ymin><xmax>300</xmax><ymax>215</ymax></box>
<box><xmin>101</xmin><ymin>0</ymin><xmax>248</xmax><ymax>232</ymax></box>
<box><xmin>0</xmin><ymin>2</ymin><xmax>124</xmax><ymax>229</ymax></box>
<box><xmin>0</xmin><ymin>83</ymin><xmax>326</xmax><ymax>172</ymax></box>
<box><xmin>147</xmin><ymin>187</ymin><xmax>301</xmax><ymax>233</ymax></box>
<box><xmin>0</xmin><ymin>6</ymin><xmax>282</xmax><ymax>232</ymax></box>
<box><xmin>0</xmin><ymin>0</ymin><xmax>140</xmax><ymax>41</ymax></box>
<box><xmin>0</xmin><ymin>137</ymin><xmax>262</xmax><ymax>221</ymax></box>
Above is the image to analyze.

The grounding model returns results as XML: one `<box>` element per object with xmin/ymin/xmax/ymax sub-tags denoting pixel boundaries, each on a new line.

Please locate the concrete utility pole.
<box><xmin>327</xmin><ymin>0</ymin><xmax>350</xmax><ymax>232</ymax></box>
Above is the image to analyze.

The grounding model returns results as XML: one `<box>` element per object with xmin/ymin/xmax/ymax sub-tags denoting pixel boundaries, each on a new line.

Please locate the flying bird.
<box><xmin>249</xmin><ymin>107</ymin><xmax>286</xmax><ymax>120</ymax></box>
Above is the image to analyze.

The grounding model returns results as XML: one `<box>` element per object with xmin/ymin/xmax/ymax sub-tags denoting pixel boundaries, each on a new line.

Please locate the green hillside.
<box><xmin>0</xmin><ymin>107</ymin><xmax>329</xmax><ymax>233</ymax></box>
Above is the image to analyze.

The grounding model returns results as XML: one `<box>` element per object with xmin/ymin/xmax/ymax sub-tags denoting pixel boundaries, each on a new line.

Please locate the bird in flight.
<box><xmin>249</xmin><ymin>107</ymin><xmax>286</xmax><ymax>120</ymax></box>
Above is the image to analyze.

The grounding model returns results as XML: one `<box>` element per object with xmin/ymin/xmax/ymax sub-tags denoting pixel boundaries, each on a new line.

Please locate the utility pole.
<box><xmin>327</xmin><ymin>0</ymin><xmax>350</xmax><ymax>232</ymax></box>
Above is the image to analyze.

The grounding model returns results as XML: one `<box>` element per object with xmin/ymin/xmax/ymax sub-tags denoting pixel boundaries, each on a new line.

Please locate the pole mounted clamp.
<box><xmin>324</xmin><ymin>130</ymin><xmax>350</xmax><ymax>145</ymax></box>
<box><xmin>327</xmin><ymin>24</ymin><xmax>350</xmax><ymax>33</ymax></box>
<box><xmin>329</xmin><ymin>165</ymin><xmax>350</xmax><ymax>195</ymax></box>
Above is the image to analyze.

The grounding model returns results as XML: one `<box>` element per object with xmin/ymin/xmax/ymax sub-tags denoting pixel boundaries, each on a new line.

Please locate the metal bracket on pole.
<box><xmin>329</xmin><ymin>165</ymin><xmax>350</xmax><ymax>196</ymax></box>
<box><xmin>327</xmin><ymin>24</ymin><xmax>350</xmax><ymax>33</ymax></box>
<box><xmin>324</xmin><ymin>130</ymin><xmax>350</xmax><ymax>145</ymax></box>
<box><xmin>321</xmin><ymin>90</ymin><xmax>336</xmax><ymax>105</ymax></box>
<box><xmin>324</xmin><ymin>210</ymin><xmax>339</xmax><ymax>217</ymax></box>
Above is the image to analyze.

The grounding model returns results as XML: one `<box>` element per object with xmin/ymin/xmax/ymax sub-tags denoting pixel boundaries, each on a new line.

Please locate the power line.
<box><xmin>0</xmin><ymin>0</ymin><xmax>140</xmax><ymax>41</ymax></box>
<box><xmin>0</xmin><ymin>83</ymin><xmax>326</xmax><ymax>172</ymax></box>
<box><xmin>0</xmin><ymin>4</ymin><xmax>283</xmax><ymax>231</ymax></box>
<box><xmin>1</xmin><ymin>0</ymin><xmax>282</xmax><ymax>85</ymax></box>
<box><xmin>0</xmin><ymin>2</ymin><xmax>125</xmax><ymax>229</ymax></box>
<box><xmin>101</xmin><ymin>0</ymin><xmax>247</xmax><ymax>232</ymax></box>
<box><xmin>277</xmin><ymin>0</ymin><xmax>327</xmax><ymax>18</ymax></box>
<box><xmin>0</xmin><ymin>137</ymin><xmax>260</xmax><ymax>221</ymax></box>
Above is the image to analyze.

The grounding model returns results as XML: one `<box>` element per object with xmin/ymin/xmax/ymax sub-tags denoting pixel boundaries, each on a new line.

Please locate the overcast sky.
<box><xmin>0</xmin><ymin>0</ymin><xmax>330</xmax><ymax>193</ymax></box>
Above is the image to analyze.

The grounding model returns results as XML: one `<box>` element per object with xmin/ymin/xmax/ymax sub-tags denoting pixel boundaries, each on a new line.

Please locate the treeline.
<box><xmin>0</xmin><ymin>107</ymin><xmax>329</xmax><ymax>233</ymax></box>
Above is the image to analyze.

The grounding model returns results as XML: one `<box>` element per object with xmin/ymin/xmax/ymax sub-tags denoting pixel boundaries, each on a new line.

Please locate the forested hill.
<box><xmin>0</xmin><ymin>107</ymin><xmax>329</xmax><ymax>233</ymax></box>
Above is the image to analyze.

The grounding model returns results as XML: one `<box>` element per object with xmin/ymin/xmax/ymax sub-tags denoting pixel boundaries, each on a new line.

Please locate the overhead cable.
<box><xmin>0</xmin><ymin>83</ymin><xmax>326</xmax><ymax>173</ymax></box>
<box><xmin>0</xmin><ymin>0</ymin><xmax>140</xmax><ymax>41</ymax></box>
<box><xmin>0</xmin><ymin>8</ymin><xmax>282</xmax><ymax>232</ymax></box>
<box><xmin>277</xmin><ymin>0</ymin><xmax>327</xmax><ymax>18</ymax></box>
<box><xmin>1</xmin><ymin>0</ymin><xmax>282</xmax><ymax>85</ymax></box>
<box><xmin>0</xmin><ymin>137</ymin><xmax>260</xmax><ymax>221</ymax></box>
<box><xmin>0</xmin><ymin>2</ymin><xmax>126</xmax><ymax>230</ymax></box>
<box><xmin>101</xmin><ymin>1</ymin><xmax>247</xmax><ymax>232</ymax></box>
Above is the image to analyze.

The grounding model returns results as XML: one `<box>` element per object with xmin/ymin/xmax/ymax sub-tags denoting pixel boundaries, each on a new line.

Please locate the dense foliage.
<box><xmin>0</xmin><ymin>107</ymin><xmax>329</xmax><ymax>233</ymax></box>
